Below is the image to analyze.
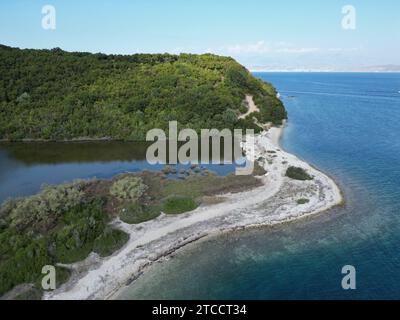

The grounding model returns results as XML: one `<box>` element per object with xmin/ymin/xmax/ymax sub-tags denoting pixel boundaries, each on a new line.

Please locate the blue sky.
<box><xmin>1</xmin><ymin>0</ymin><xmax>399</xmax><ymax>69</ymax></box>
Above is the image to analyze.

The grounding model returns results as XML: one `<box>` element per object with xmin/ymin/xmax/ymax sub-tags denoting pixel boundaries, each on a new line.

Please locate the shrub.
<box><xmin>162</xmin><ymin>196</ymin><xmax>199</xmax><ymax>214</ymax></box>
<box><xmin>297</xmin><ymin>198</ymin><xmax>310</xmax><ymax>205</ymax></box>
<box><xmin>286</xmin><ymin>166</ymin><xmax>313</xmax><ymax>181</ymax></box>
<box><xmin>239</xmin><ymin>105</ymin><xmax>248</xmax><ymax>114</ymax></box>
<box><xmin>5</xmin><ymin>180</ymin><xmax>88</xmax><ymax>232</ymax></box>
<box><xmin>52</xmin><ymin>200</ymin><xmax>107</xmax><ymax>263</ymax></box>
<box><xmin>120</xmin><ymin>203</ymin><xmax>161</xmax><ymax>224</ymax></box>
<box><xmin>110</xmin><ymin>176</ymin><xmax>148</xmax><ymax>201</ymax></box>
<box><xmin>93</xmin><ymin>227</ymin><xmax>129</xmax><ymax>257</ymax></box>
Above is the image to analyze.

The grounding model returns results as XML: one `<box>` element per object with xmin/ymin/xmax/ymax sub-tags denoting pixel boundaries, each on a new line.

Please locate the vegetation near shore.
<box><xmin>120</xmin><ymin>203</ymin><xmax>161</xmax><ymax>224</ymax></box>
<box><xmin>0</xmin><ymin>167</ymin><xmax>263</xmax><ymax>298</ymax></box>
<box><xmin>0</xmin><ymin>178</ymin><xmax>130</xmax><ymax>297</ymax></box>
<box><xmin>162</xmin><ymin>196</ymin><xmax>199</xmax><ymax>215</ymax></box>
<box><xmin>286</xmin><ymin>166</ymin><xmax>314</xmax><ymax>181</ymax></box>
<box><xmin>110</xmin><ymin>176</ymin><xmax>148</xmax><ymax>201</ymax></box>
<box><xmin>0</xmin><ymin>45</ymin><xmax>286</xmax><ymax>141</ymax></box>
<box><xmin>297</xmin><ymin>198</ymin><xmax>310</xmax><ymax>205</ymax></box>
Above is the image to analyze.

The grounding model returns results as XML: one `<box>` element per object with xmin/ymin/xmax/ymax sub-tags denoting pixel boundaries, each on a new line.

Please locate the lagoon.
<box><xmin>117</xmin><ymin>72</ymin><xmax>400</xmax><ymax>300</ymax></box>
<box><xmin>0</xmin><ymin>141</ymin><xmax>237</xmax><ymax>204</ymax></box>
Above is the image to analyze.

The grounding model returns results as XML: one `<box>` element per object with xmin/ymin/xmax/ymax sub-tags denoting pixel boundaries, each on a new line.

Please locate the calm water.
<box><xmin>0</xmin><ymin>141</ymin><xmax>238</xmax><ymax>203</ymax></box>
<box><xmin>117</xmin><ymin>73</ymin><xmax>400</xmax><ymax>300</ymax></box>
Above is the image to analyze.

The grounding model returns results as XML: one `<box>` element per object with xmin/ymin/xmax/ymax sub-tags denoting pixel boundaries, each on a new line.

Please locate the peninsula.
<box><xmin>0</xmin><ymin>46</ymin><xmax>341</xmax><ymax>300</ymax></box>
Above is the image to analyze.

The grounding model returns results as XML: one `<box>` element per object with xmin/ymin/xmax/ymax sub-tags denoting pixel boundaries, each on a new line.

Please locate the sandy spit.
<box><xmin>44</xmin><ymin>126</ymin><xmax>342</xmax><ymax>300</ymax></box>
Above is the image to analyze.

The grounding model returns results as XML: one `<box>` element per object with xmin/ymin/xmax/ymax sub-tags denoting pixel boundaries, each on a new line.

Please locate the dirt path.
<box><xmin>239</xmin><ymin>95</ymin><xmax>260</xmax><ymax>119</ymax></box>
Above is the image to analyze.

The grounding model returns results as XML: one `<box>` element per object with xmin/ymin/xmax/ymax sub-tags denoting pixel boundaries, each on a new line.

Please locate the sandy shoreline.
<box><xmin>44</xmin><ymin>125</ymin><xmax>342</xmax><ymax>300</ymax></box>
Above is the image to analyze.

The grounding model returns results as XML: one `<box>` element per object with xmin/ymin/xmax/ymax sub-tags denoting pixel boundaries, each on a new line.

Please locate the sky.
<box><xmin>0</xmin><ymin>0</ymin><xmax>399</xmax><ymax>70</ymax></box>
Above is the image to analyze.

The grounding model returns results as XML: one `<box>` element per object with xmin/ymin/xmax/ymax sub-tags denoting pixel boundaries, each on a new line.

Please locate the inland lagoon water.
<box><xmin>117</xmin><ymin>73</ymin><xmax>400</xmax><ymax>300</ymax></box>
<box><xmin>0</xmin><ymin>141</ymin><xmax>239</xmax><ymax>203</ymax></box>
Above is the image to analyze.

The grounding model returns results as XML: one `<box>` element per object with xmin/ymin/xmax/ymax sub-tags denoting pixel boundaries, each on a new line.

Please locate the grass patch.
<box><xmin>161</xmin><ymin>174</ymin><xmax>262</xmax><ymax>199</ymax></box>
<box><xmin>162</xmin><ymin>196</ymin><xmax>199</xmax><ymax>215</ymax></box>
<box><xmin>239</xmin><ymin>105</ymin><xmax>248</xmax><ymax>114</ymax></box>
<box><xmin>297</xmin><ymin>198</ymin><xmax>310</xmax><ymax>205</ymax></box>
<box><xmin>286</xmin><ymin>166</ymin><xmax>313</xmax><ymax>181</ymax></box>
<box><xmin>93</xmin><ymin>227</ymin><xmax>129</xmax><ymax>257</ymax></box>
<box><xmin>120</xmin><ymin>203</ymin><xmax>161</xmax><ymax>224</ymax></box>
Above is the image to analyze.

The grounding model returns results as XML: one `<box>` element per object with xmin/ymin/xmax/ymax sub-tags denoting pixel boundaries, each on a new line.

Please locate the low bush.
<box><xmin>3</xmin><ymin>180</ymin><xmax>88</xmax><ymax>232</ymax></box>
<box><xmin>93</xmin><ymin>227</ymin><xmax>129</xmax><ymax>257</ymax></box>
<box><xmin>120</xmin><ymin>203</ymin><xmax>161</xmax><ymax>224</ymax></box>
<box><xmin>239</xmin><ymin>105</ymin><xmax>248</xmax><ymax>114</ymax></box>
<box><xmin>162</xmin><ymin>196</ymin><xmax>199</xmax><ymax>214</ymax></box>
<box><xmin>110</xmin><ymin>176</ymin><xmax>148</xmax><ymax>201</ymax></box>
<box><xmin>297</xmin><ymin>198</ymin><xmax>310</xmax><ymax>205</ymax></box>
<box><xmin>52</xmin><ymin>199</ymin><xmax>107</xmax><ymax>263</ymax></box>
<box><xmin>286</xmin><ymin>166</ymin><xmax>313</xmax><ymax>181</ymax></box>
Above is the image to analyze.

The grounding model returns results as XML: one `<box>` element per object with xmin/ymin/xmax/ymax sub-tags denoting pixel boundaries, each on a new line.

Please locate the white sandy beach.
<box><xmin>44</xmin><ymin>125</ymin><xmax>342</xmax><ymax>300</ymax></box>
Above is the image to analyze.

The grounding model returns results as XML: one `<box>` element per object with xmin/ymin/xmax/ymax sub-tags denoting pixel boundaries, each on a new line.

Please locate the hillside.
<box><xmin>0</xmin><ymin>45</ymin><xmax>286</xmax><ymax>140</ymax></box>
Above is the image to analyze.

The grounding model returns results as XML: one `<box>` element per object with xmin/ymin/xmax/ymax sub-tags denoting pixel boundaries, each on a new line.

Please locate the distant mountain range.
<box><xmin>250</xmin><ymin>65</ymin><xmax>400</xmax><ymax>73</ymax></box>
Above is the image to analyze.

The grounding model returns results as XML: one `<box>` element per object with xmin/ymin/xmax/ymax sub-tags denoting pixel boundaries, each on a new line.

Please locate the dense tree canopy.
<box><xmin>0</xmin><ymin>45</ymin><xmax>286</xmax><ymax>140</ymax></box>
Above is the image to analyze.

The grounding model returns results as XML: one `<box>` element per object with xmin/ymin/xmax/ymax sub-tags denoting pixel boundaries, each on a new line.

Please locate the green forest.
<box><xmin>0</xmin><ymin>45</ymin><xmax>286</xmax><ymax>140</ymax></box>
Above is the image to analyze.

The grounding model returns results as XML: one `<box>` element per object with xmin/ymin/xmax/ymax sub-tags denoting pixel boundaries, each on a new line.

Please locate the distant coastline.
<box><xmin>250</xmin><ymin>66</ymin><xmax>400</xmax><ymax>73</ymax></box>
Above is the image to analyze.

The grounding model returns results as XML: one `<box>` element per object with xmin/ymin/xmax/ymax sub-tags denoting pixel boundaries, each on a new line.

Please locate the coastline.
<box><xmin>43</xmin><ymin>124</ymin><xmax>343</xmax><ymax>300</ymax></box>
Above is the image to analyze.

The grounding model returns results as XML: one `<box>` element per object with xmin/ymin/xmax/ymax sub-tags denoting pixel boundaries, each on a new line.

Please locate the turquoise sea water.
<box><xmin>0</xmin><ymin>142</ymin><xmax>237</xmax><ymax>203</ymax></box>
<box><xmin>118</xmin><ymin>72</ymin><xmax>400</xmax><ymax>300</ymax></box>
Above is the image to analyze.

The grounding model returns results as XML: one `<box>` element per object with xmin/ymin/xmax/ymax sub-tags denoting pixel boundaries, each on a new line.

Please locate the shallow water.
<box><xmin>117</xmin><ymin>72</ymin><xmax>400</xmax><ymax>300</ymax></box>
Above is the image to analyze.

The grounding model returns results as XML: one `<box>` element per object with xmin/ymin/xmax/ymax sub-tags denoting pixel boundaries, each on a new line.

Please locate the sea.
<box><xmin>116</xmin><ymin>72</ymin><xmax>400</xmax><ymax>300</ymax></box>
